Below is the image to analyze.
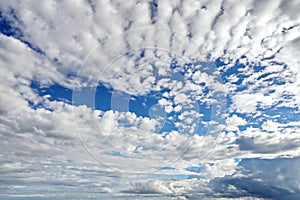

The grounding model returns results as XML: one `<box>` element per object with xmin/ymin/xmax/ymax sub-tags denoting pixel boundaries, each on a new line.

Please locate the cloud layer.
<box><xmin>0</xmin><ymin>0</ymin><xmax>300</xmax><ymax>199</ymax></box>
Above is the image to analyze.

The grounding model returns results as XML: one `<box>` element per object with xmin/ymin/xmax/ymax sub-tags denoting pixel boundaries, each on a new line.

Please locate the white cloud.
<box><xmin>1</xmin><ymin>0</ymin><xmax>300</xmax><ymax>198</ymax></box>
<box><xmin>99</xmin><ymin>110</ymin><xmax>118</xmax><ymax>135</ymax></box>
<box><xmin>128</xmin><ymin>180</ymin><xmax>173</xmax><ymax>194</ymax></box>
<box><xmin>226</xmin><ymin>114</ymin><xmax>247</xmax><ymax>131</ymax></box>
<box><xmin>262</xmin><ymin>120</ymin><xmax>281</xmax><ymax>132</ymax></box>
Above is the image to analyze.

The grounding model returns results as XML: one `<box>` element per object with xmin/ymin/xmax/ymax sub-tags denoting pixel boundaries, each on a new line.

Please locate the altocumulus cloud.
<box><xmin>0</xmin><ymin>0</ymin><xmax>300</xmax><ymax>199</ymax></box>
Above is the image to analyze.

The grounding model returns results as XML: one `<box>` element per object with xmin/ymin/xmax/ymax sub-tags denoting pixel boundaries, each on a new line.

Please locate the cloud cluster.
<box><xmin>0</xmin><ymin>0</ymin><xmax>300</xmax><ymax>199</ymax></box>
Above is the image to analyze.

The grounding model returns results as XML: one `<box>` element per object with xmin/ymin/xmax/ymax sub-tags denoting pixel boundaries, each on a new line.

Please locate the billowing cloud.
<box><xmin>0</xmin><ymin>0</ymin><xmax>300</xmax><ymax>199</ymax></box>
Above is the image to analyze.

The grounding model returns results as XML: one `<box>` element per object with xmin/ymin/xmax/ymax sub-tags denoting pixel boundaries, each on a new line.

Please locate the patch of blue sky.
<box><xmin>217</xmin><ymin>56</ymin><xmax>263</xmax><ymax>74</ymax></box>
<box><xmin>215</xmin><ymin>57</ymin><xmax>227</xmax><ymax>68</ymax></box>
<box><xmin>129</xmin><ymin>89</ymin><xmax>167</xmax><ymax>117</ymax></box>
<box><xmin>66</xmin><ymin>159</ymin><xmax>74</xmax><ymax>164</ymax></box>
<box><xmin>95</xmin><ymin>83</ymin><xmax>114</xmax><ymax>111</ymax></box>
<box><xmin>31</xmin><ymin>80</ymin><xmax>215</xmax><ymax>135</ymax></box>
<box><xmin>259</xmin><ymin>106</ymin><xmax>300</xmax><ymax>124</ymax></box>
<box><xmin>149</xmin><ymin>0</ymin><xmax>158</xmax><ymax>24</ymax></box>
<box><xmin>0</xmin><ymin>10</ymin><xmax>45</xmax><ymax>55</ymax></box>
<box><xmin>133</xmin><ymin>145</ymin><xmax>144</xmax><ymax>153</ymax></box>
<box><xmin>158</xmin><ymin>120</ymin><xmax>179</xmax><ymax>134</ymax></box>
<box><xmin>30</xmin><ymin>56</ymin><xmax>300</xmax><ymax>136</ymax></box>
<box><xmin>172</xmin><ymin>61</ymin><xmax>226</xmax><ymax>135</ymax></box>
<box><xmin>185</xmin><ymin>165</ymin><xmax>204</xmax><ymax>173</ymax></box>
<box><xmin>226</xmin><ymin>105</ymin><xmax>300</xmax><ymax>133</ymax></box>
<box><xmin>222</xmin><ymin>63</ymin><xmax>265</xmax><ymax>86</ymax></box>
<box><xmin>30</xmin><ymin>81</ymin><xmax>72</xmax><ymax>104</ymax></box>
<box><xmin>0</xmin><ymin>9</ymin><xmax>23</xmax><ymax>38</ymax></box>
<box><xmin>157</xmin><ymin>166</ymin><xmax>176</xmax><ymax>171</ymax></box>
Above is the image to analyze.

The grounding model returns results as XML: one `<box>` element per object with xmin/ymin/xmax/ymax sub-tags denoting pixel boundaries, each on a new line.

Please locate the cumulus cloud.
<box><xmin>226</xmin><ymin>114</ymin><xmax>247</xmax><ymax>131</ymax></box>
<box><xmin>210</xmin><ymin>157</ymin><xmax>300</xmax><ymax>199</ymax></box>
<box><xmin>236</xmin><ymin>127</ymin><xmax>300</xmax><ymax>156</ymax></box>
<box><xmin>1</xmin><ymin>0</ymin><xmax>300</xmax><ymax>199</ymax></box>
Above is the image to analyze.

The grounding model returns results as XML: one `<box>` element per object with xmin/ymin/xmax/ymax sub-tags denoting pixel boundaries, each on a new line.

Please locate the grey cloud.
<box><xmin>210</xmin><ymin>157</ymin><xmax>300</xmax><ymax>200</ymax></box>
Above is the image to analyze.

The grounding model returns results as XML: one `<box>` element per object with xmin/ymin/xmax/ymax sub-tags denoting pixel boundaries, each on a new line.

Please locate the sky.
<box><xmin>0</xmin><ymin>0</ymin><xmax>300</xmax><ymax>199</ymax></box>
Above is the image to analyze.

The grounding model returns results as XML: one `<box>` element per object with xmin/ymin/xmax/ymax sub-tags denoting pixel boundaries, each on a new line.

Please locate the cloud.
<box><xmin>1</xmin><ymin>0</ymin><xmax>300</xmax><ymax>199</ymax></box>
<box><xmin>236</xmin><ymin>127</ymin><xmax>300</xmax><ymax>156</ymax></box>
<box><xmin>126</xmin><ymin>180</ymin><xmax>173</xmax><ymax>194</ymax></box>
<box><xmin>226</xmin><ymin>114</ymin><xmax>247</xmax><ymax>131</ymax></box>
<box><xmin>210</xmin><ymin>157</ymin><xmax>300</xmax><ymax>199</ymax></box>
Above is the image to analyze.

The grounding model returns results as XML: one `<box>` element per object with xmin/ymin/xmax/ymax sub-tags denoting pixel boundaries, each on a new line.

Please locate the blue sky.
<box><xmin>1</xmin><ymin>0</ymin><xmax>300</xmax><ymax>199</ymax></box>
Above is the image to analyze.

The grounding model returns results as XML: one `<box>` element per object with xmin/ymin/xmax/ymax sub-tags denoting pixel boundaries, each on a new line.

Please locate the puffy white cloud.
<box><xmin>226</xmin><ymin>114</ymin><xmax>247</xmax><ymax>131</ymax></box>
<box><xmin>127</xmin><ymin>180</ymin><xmax>173</xmax><ymax>194</ymax></box>
<box><xmin>262</xmin><ymin>120</ymin><xmax>281</xmax><ymax>132</ymax></box>
<box><xmin>98</xmin><ymin>110</ymin><xmax>118</xmax><ymax>134</ymax></box>
<box><xmin>1</xmin><ymin>0</ymin><xmax>300</xmax><ymax>199</ymax></box>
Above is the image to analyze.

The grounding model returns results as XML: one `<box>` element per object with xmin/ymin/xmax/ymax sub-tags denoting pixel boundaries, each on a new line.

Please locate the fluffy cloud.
<box><xmin>211</xmin><ymin>157</ymin><xmax>300</xmax><ymax>199</ymax></box>
<box><xmin>1</xmin><ymin>0</ymin><xmax>300</xmax><ymax>199</ymax></box>
<box><xmin>236</xmin><ymin>127</ymin><xmax>300</xmax><ymax>156</ymax></box>
<box><xmin>226</xmin><ymin>114</ymin><xmax>247</xmax><ymax>131</ymax></box>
